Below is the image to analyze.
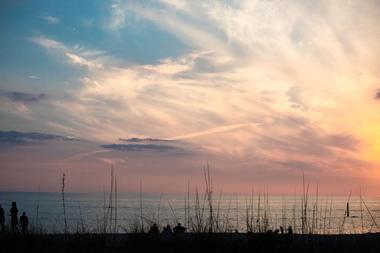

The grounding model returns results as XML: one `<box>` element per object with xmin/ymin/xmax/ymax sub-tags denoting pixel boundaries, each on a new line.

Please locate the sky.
<box><xmin>0</xmin><ymin>0</ymin><xmax>380</xmax><ymax>195</ymax></box>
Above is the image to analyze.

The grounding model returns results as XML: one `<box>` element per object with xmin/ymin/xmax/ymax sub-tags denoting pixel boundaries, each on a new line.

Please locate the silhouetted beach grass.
<box><xmin>1</xmin><ymin>167</ymin><xmax>379</xmax><ymax>252</ymax></box>
<box><xmin>1</xmin><ymin>166</ymin><xmax>379</xmax><ymax>235</ymax></box>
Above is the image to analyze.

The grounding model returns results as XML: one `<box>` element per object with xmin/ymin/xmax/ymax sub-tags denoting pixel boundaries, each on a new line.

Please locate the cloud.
<box><xmin>30</xmin><ymin>36</ymin><xmax>109</xmax><ymax>70</ymax></box>
<box><xmin>108</xmin><ymin>3</ymin><xmax>127</xmax><ymax>30</ymax></box>
<box><xmin>41</xmin><ymin>15</ymin><xmax>60</xmax><ymax>25</ymax></box>
<box><xmin>31</xmin><ymin>36</ymin><xmax>64</xmax><ymax>49</ymax></box>
<box><xmin>0</xmin><ymin>91</ymin><xmax>46</xmax><ymax>103</ymax></box>
<box><xmin>325</xmin><ymin>134</ymin><xmax>359</xmax><ymax>151</ymax></box>
<box><xmin>286</xmin><ymin>85</ymin><xmax>306</xmax><ymax>110</ymax></box>
<box><xmin>13</xmin><ymin>0</ymin><xmax>379</xmax><ymax>182</ymax></box>
<box><xmin>0</xmin><ymin>130</ymin><xmax>78</xmax><ymax>144</ymax></box>
<box><xmin>375</xmin><ymin>89</ymin><xmax>380</xmax><ymax>99</ymax></box>
<box><xmin>63</xmin><ymin>149</ymin><xmax>111</xmax><ymax>162</ymax></box>
<box><xmin>159</xmin><ymin>0</ymin><xmax>189</xmax><ymax>10</ymax></box>
<box><xmin>168</xmin><ymin>123</ymin><xmax>260</xmax><ymax>140</ymax></box>
<box><xmin>102</xmin><ymin>136</ymin><xmax>196</xmax><ymax>154</ymax></box>
<box><xmin>28</xmin><ymin>75</ymin><xmax>40</xmax><ymax>79</ymax></box>
<box><xmin>65</xmin><ymin>52</ymin><xmax>103</xmax><ymax>69</ymax></box>
<box><xmin>82</xmin><ymin>18</ymin><xmax>95</xmax><ymax>28</ymax></box>
<box><xmin>119</xmin><ymin>137</ymin><xmax>170</xmax><ymax>142</ymax></box>
<box><xmin>101</xmin><ymin>143</ymin><xmax>188</xmax><ymax>153</ymax></box>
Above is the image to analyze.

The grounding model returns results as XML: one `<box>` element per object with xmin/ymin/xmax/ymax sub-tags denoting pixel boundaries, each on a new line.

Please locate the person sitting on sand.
<box><xmin>10</xmin><ymin>202</ymin><xmax>19</xmax><ymax>232</ymax></box>
<box><xmin>149</xmin><ymin>223</ymin><xmax>159</xmax><ymax>234</ymax></box>
<box><xmin>162</xmin><ymin>224</ymin><xmax>172</xmax><ymax>235</ymax></box>
<box><xmin>0</xmin><ymin>204</ymin><xmax>5</xmax><ymax>232</ymax></box>
<box><xmin>173</xmin><ymin>223</ymin><xmax>186</xmax><ymax>233</ymax></box>
<box><xmin>287</xmin><ymin>226</ymin><xmax>293</xmax><ymax>235</ymax></box>
<box><xmin>20</xmin><ymin>212</ymin><xmax>29</xmax><ymax>233</ymax></box>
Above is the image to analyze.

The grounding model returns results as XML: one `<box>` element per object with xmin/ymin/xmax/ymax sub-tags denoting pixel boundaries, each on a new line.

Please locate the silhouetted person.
<box><xmin>287</xmin><ymin>226</ymin><xmax>293</xmax><ymax>235</ymax></box>
<box><xmin>173</xmin><ymin>223</ymin><xmax>186</xmax><ymax>233</ymax></box>
<box><xmin>10</xmin><ymin>202</ymin><xmax>19</xmax><ymax>232</ymax></box>
<box><xmin>148</xmin><ymin>223</ymin><xmax>159</xmax><ymax>234</ymax></box>
<box><xmin>280</xmin><ymin>226</ymin><xmax>284</xmax><ymax>234</ymax></box>
<box><xmin>162</xmin><ymin>224</ymin><xmax>172</xmax><ymax>235</ymax></box>
<box><xmin>20</xmin><ymin>212</ymin><xmax>29</xmax><ymax>233</ymax></box>
<box><xmin>0</xmin><ymin>204</ymin><xmax>4</xmax><ymax>232</ymax></box>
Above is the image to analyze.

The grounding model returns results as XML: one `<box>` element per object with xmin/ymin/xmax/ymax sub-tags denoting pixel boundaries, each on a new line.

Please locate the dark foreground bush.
<box><xmin>1</xmin><ymin>233</ymin><xmax>379</xmax><ymax>253</ymax></box>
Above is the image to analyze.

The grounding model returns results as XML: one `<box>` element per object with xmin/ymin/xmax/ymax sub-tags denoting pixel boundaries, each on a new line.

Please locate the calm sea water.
<box><xmin>0</xmin><ymin>192</ymin><xmax>379</xmax><ymax>234</ymax></box>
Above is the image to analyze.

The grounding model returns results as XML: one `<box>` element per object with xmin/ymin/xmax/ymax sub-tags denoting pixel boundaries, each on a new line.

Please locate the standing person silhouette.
<box><xmin>10</xmin><ymin>202</ymin><xmax>19</xmax><ymax>232</ymax></box>
<box><xmin>287</xmin><ymin>226</ymin><xmax>293</xmax><ymax>235</ymax></box>
<box><xmin>20</xmin><ymin>212</ymin><xmax>29</xmax><ymax>233</ymax></box>
<box><xmin>0</xmin><ymin>204</ymin><xmax>4</xmax><ymax>232</ymax></box>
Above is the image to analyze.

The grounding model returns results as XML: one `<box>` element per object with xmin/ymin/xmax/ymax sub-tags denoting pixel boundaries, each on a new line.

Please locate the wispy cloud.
<box><xmin>102</xmin><ymin>136</ymin><xmax>196</xmax><ymax>154</ymax></box>
<box><xmin>65</xmin><ymin>52</ymin><xmax>103</xmax><ymax>69</ymax></box>
<box><xmin>375</xmin><ymin>89</ymin><xmax>380</xmax><ymax>100</ymax></box>
<box><xmin>169</xmin><ymin>123</ymin><xmax>260</xmax><ymax>140</ymax></box>
<box><xmin>41</xmin><ymin>15</ymin><xmax>60</xmax><ymax>25</ymax></box>
<box><xmin>119</xmin><ymin>137</ymin><xmax>170</xmax><ymax>143</ymax></box>
<box><xmin>81</xmin><ymin>18</ymin><xmax>95</xmax><ymax>28</ymax></box>
<box><xmin>101</xmin><ymin>143</ymin><xmax>178</xmax><ymax>152</ymax></box>
<box><xmin>31</xmin><ymin>36</ymin><xmax>64</xmax><ymax>49</ymax></box>
<box><xmin>0</xmin><ymin>91</ymin><xmax>46</xmax><ymax>103</ymax></box>
<box><xmin>15</xmin><ymin>0</ymin><xmax>380</xmax><ymax>182</ymax></box>
<box><xmin>159</xmin><ymin>0</ymin><xmax>189</xmax><ymax>10</ymax></box>
<box><xmin>0</xmin><ymin>130</ymin><xmax>77</xmax><ymax>145</ymax></box>
<box><xmin>30</xmin><ymin>36</ymin><xmax>107</xmax><ymax>70</ymax></box>
<box><xmin>28</xmin><ymin>75</ymin><xmax>40</xmax><ymax>79</ymax></box>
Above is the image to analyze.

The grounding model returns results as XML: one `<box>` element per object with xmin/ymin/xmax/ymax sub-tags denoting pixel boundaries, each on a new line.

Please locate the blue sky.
<box><xmin>1</xmin><ymin>0</ymin><xmax>380</xmax><ymax>194</ymax></box>
<box><xmin>0</xmin><ymin>0</ymin><xmax>189</xmax><ymax>92</ymax></box>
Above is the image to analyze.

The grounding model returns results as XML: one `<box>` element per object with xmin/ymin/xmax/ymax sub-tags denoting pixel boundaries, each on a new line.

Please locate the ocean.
<box><xmin>0</xmin><ymin>192</ymin><xmax>379</xmax><ymax>234</ymax></box>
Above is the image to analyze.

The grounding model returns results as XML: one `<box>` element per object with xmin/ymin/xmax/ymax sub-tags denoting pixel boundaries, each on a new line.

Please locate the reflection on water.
<box><xmin>0</xmin><ymin>192</ymin><xmax>379</xmax><ymax>234</ymax></box>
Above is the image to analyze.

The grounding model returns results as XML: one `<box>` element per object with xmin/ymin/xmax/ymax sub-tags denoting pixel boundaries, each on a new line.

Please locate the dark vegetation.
<box><xmin>1</xmin><ymin>233</ymin><xmax>380</xmax><ymax>253</ymax></box>
<box><xmin>1</xmin><ymin>165</ymin><xmax>379</xmax><ymax>252</ymax></box>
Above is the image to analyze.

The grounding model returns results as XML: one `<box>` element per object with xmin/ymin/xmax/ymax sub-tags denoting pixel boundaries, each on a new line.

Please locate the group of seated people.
<box><xmin>149</xmin><ymin>223</ymin><xmax>292</xmax><ymax>235</ymax></box>
<box><xmin>148</xmin><ymin>223</ymin><xmax>186</xmax><ymax>235</ymax></box>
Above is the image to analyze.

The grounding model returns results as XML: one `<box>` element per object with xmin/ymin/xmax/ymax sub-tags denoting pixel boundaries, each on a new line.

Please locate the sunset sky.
<box><xmin>1</xmin><ymin>0</ymin><xmax>379</xmax><ymax>195</ymax></box>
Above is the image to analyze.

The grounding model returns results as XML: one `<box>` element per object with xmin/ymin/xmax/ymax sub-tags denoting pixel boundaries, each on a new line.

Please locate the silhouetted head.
<box><xmin>178</xmin><ymin>223</ymin><xmax>181</xmax><ymax>226</ymax></box>
<box><xmin>22</xmin><ymin>212</ymin><xmax>26</xmax><ymax>216</ymax></box>
<box><xmin>12</xmin><ymin>202</ymin><xmax>16</xmax><ymax>207</ymax></box>
<box><xmin>166</xmin><ymin>225</ymin><xmax>170</xmax><ymax>228</ymax></box>
<box><xmin>153</xmin><ymin>223</ymin><xmax>157</xmax><ymax>227</ymax></box>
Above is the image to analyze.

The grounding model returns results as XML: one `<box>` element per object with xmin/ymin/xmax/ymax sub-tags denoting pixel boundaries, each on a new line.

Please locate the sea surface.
<box><xmin>0</xmin><ymin>192</ymin><xmax>379</xmax><ymax>234</ymax></box>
